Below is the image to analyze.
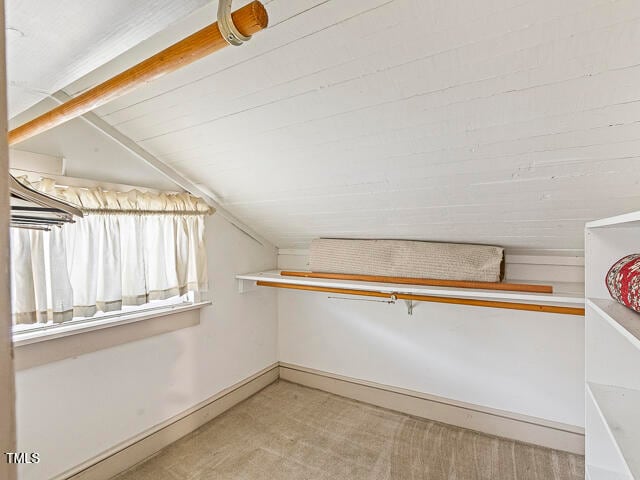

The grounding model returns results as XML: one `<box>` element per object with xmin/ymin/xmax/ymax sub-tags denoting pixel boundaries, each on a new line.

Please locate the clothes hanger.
<box><xmin>9</xmin><ymin>174</ymin><xmax>82</xmax><ymax>230</ymax></box>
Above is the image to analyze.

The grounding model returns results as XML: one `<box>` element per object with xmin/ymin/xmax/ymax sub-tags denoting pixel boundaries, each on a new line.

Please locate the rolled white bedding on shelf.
<box><xmin>309</xmin><ymin>239</ymin><xmax>504</xmax><ymax>282</ymax></box>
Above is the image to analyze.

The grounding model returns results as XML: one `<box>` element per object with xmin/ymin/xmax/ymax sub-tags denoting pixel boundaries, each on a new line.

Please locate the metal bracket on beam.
<box><xmin>218</xmin><ymin>0</ymin><xmax>252</xmax><ymax>46</ymax></box>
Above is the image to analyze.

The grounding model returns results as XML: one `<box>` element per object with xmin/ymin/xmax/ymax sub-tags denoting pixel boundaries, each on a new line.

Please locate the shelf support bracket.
<box><xmin>405</xmin><ymin>300</ymin><xmax>414</xmax><ymax>316</ymax></box>
<box><xmin>237</xmin><ymin>278</ymin><xmax>259</xmax><ymax>294</ymax></box>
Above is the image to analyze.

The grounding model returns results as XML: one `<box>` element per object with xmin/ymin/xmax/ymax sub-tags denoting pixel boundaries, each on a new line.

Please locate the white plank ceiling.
<box><xmin>5</xmin><ymin>0</ymin><xmax>210</xmax><ymax>117</ymax></box>
<box><xmin>8</xmin><ymin>0</ymin><xmax>640</xmax><ymax>250</ymax></box>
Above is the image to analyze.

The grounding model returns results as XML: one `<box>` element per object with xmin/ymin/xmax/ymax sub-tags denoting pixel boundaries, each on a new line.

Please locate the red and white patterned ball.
<box><xmin>606</xmin><ymin>254</ymin><xmax>640</xmax><ymax>313</ymax></box>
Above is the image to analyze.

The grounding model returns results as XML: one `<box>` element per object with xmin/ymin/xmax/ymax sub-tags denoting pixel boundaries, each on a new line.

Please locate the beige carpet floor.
<box><xmin>113</xmin><ymin>380</ymin><xmax>585</xmax><ymax>480</ymax></box>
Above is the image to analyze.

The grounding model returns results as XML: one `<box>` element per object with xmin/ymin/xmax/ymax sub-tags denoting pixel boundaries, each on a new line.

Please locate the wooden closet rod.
<box><xmin>256</xmin><ymin>281</ymin><xmax>585</xmax><ymax>316</ymax></box>
<box><xmin>8</xmin><ymin>1</ymin><xmax>268</xmax><ymax>145</ymax></box>
<box><xmin>280</xmin><ymin>271</ymin><xmax>553</xmax><ymax>294</ymax></box>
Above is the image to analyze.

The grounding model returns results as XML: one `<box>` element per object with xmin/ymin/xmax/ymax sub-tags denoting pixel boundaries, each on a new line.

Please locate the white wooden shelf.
<box><xmin>588</xmin><ymin>298</ymin><xmax>640</xmax><ymax>351</ymax></box>
<box><xmin>587</xmin><ymin>382</ymin><xmax>640</xmax><ymax>479</ymax></box>
<box><xmin>586</xmin><ymin>210</ymin><xmax>640</xmax><ymax>478</ymax></box>
<box><xmin>586</xmin><ymin>211</ymin><xmax>640</xmax><ymax>229</ymax></box>
<box><xmin>587</xmin><ymin>464</ymin><xmax>631</xmax><ymax>480</ymax></box>
<box><xmin>237</xmin><ymin>270</ymin><xmax>585</xmax><ymax>306</ymax></box>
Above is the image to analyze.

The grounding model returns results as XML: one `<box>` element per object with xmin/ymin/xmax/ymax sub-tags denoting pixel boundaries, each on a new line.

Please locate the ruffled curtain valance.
<box><xmin>11</xmin><ymin>177</ymin><xmax>212</xmax><ymax>325</ymax></box>
<box><xmin>27</xmin><ymin>177</ymin><xmax>214</xmax><ymax>214</ymax></box>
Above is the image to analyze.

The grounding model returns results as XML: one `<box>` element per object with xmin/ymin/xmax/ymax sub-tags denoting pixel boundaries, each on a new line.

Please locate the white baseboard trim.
<box><xmin>55</xmin><ymin>361</ymin><xmax>583</xmax><ymax>480</ymax></box>
<box><xmin>279</xmin><ymin>363</ymin><xmax>585</xmax><ymax>455</ymax></box>
<box><xmin>56</xmin><ymin>363</ymin><xmax>279</xmax><ymax>480</ymax></box>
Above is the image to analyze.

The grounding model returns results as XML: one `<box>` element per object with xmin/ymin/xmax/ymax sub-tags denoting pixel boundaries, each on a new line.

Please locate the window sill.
<box><xmin>13</xmin><ymin>301</ymin><xmax>211</xmax><ymax>370</ymax></box>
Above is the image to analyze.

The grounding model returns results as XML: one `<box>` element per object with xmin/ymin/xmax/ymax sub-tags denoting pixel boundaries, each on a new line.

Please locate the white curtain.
<box><xmin>10</xmin><ymin>179</ymin><xmax>211</xmax><ymax>325</ymax></box>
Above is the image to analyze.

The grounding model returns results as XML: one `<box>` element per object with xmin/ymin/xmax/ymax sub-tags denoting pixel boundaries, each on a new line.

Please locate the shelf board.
<box><xmin>588</xmin><ymin>298</ymin><xmax>640</xmax><ymax>351</ymax></box>
<box><xmin>587</xmin><ymin>382</ymin><xmax>640</xmax><ymax>479</ymax></box>
<box><xmin>237</xmin><ymin>270</ymin><xmax>585</xmax><ymax>306</ymax></box>
<box><xmin>586</xmin><ymin>464</ymin><xmax>632</xmax><ymax>480</ymax></box>
<box><xmin>586</xmin><ymin>211</ymin><xmax>640</xmax><ymax>229</ymax></box>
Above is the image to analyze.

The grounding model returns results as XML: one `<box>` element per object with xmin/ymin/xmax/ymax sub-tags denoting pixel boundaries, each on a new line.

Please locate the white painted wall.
<box><xmin>9</xmin><ymin>149</ymin><xmax>63</xmax><ymax>176</ymax></box>
<box><xmin>14</xmin><ymin>214</ymin><xmax>278</xmax><ymax>480</ymax></box>
<box><xmin>12</xmin><ymin>211</ymin><xmax>584</xmax><ymax>479</ymax></box>
<box><xmin>277</xmin><ymin>252</ymin><xmax>585</xmax><ymax>428</ymax></box>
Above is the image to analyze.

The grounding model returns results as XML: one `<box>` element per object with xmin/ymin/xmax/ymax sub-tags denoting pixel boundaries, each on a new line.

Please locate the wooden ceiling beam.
<box><xmin>8</xmin><ymin>1</ymin><xmax>268</xmax><ymax>146</ymax></box>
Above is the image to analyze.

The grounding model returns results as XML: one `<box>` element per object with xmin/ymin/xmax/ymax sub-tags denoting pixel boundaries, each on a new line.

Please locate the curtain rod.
<box><xmin>8</xmin><ymin>1</ymin><xmax>268</xmax><ymax>145</ymax></box>
<box><xmin>81</xmin><ymin>209</ymin><xmax>212</xmax><ymax>216</ymax></box>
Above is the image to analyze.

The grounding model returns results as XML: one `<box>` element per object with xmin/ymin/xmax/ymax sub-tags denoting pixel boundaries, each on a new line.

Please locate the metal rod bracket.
<box><xmin>218</xmin><ymin>0</ymin><xmax>252</xmax><ymax>46</ymax></box>
<box><xmin>405</xmin><ymin>300</ymin><xmax>414</xmax><ymax>315</ymax></box>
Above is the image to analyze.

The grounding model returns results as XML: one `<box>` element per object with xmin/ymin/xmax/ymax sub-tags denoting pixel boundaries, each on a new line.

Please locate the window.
<box><xmin>10</xmin><ymin>177</ymin><xmax>212</xmax><ymax>335</ymax></box>
<box><xmin>11</xmin><ymin>293</ymin><xmax>195</xmax><ymax>335</ymax></box>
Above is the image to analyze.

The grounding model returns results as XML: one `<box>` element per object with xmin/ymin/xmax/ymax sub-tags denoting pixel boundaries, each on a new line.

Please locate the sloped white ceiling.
<box><xmin>9</xmin><ymin>98</ymin><xmax>179</xmax><ymax>191</ymax></box>
<box><xmin>5</xmin><ymin>0</ymin><xmax>210</xmax><ymax>117</ymax></box>
<box><xmin>8</xmin><ymin>0</ymin><xmax>640</xmax><ymax>250</ymax></box>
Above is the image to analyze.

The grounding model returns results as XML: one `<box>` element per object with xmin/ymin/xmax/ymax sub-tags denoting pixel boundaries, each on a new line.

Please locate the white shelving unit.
<box><xmin>585</xmin><ymin>213</ymin><xmax>640</xmax><ymax>480</ymax></box>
